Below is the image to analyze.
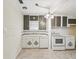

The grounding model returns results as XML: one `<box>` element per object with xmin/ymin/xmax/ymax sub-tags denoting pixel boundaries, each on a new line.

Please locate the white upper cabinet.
<box><xmin>23</xmin><ymin>15</ymin><xmax>29</xmax><ymax>30</ymax></box>
<box><xmin>62</xmin><ymin>16</ymin><xmax>68</xmax><ymax>27</ymax></box>
<box><xmin>24</xmin><ymin>15</ymin><xmax>68</xmax><ymax>30</ymax></box>
<box><xmin>51</xmin><ymin>16</ymin><xmax>68</xmax><ymax>29</ymax></box>
<box><xmin>23</xmin><ymin>15</ymin><xmax>47</xmax><ymax>31</ymax></box>
<box><xmin>39</xmin><ymin>16</ymin><xmax>46</xmax><ymax>30</ymax></box>
<box><xmin>68</xmin><ymin>19</ymin><xmax>76</xmax><ymax>25</ymax></box>
<box><xmin>55</xmin><ymin>16</ymin><xmax>61</xmax><ymax>27</ymax></box>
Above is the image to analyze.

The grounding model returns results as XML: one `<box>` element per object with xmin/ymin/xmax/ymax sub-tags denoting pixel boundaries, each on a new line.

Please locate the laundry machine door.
<box><xmin>22</xmin><ymin>36</ymin><xmax>33</xmax><ymax>48</ymax></box>
<box><xmin>66</xmin><ymin>36</ymin><xmax>75</xmax><ymax>49</ymax></box>
<box><xmin>32</xmin><ymin>36</ymin><xmax>39</xmax><ymax>48</ymax></box>
<box><xmin>26</xmin><ymin>38</ymin><xmax>33</xmax><ymax>48</ymax></box>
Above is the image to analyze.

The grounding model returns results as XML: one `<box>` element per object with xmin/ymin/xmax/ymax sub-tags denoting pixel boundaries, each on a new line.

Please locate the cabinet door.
<box><xmin>68</xmin><ymin>19</ymin><xmax>76</xmax><ymax>24</ymax></box>
<box><xmin>22</xmin><ymin>35</ymin><xmax>27</xmax><ymax>48</ymax></box>
<box><xmin>51</xmin><ymin>18</ymin><xmax>55</xmax><ymax>28</ymax></box>
<box><xmin>56</xmin><ymin>16</ymin><xmax>61</xmax><ymax>27</ymax></box>
<box><xmin>32</xmin><ymin>37</ymin><xmax>39</xmax><ymax>48</ymax></box>
<box><xmin>39</xmin><ymin>16</ymin><xmax>46</xmax><ymax>30</ymax></box>
<box><xmin>66</xmin><ymin>36</ymin><xmax>75</xmax><ymax>49</ymax></box>
<box><xmin>62</xmin><ymin>16</ymin><xmax>67</xmax><ymax>26</ymax></box>
<box><xmin>24</xmin><ymin>15</ymin><xmax>29</xmax><ymax>30</ymax></box>
<box><xmin>22</xmin><ymin>36</ymin><xmax>32</xmax><ymax>48</ymax></box>
<box><xmin>30</xmin><ymin>16</ymin><xmax>38</xmax><ymax>21</ymax></box>
<box><xmin>52</xmin><ymin>16</ymin><xmax>61</xmax><ymax>27</ymax></box>
<box><xmin>40</xmin><ymin>36</ymin><xmax>48</xmax><ymax>48</ymax></box>
<box><xmin>21</xmin><ymin>38</ymin><xmax>27</xmax><ymax>48</ymax></box>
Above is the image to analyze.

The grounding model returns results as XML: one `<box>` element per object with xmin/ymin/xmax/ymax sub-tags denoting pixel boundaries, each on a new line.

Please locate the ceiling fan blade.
<box><xmin>35</xmin><ymin>3</ymin><xmax>49</xmax><ymax>9</ymax></box>
<box><xmin>35</xmin><ymin>3</ymin><xmax>39</xmax><ymax>6</ymax></box>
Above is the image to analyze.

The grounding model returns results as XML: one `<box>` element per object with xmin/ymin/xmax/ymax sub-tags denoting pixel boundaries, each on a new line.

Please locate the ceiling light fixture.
<box><xmin>19</xmin><ymin>0</ymin><xmax>23</xmax><ymax>4</ymax></box>
<box><xmin>22</xmin><ymin>6</ymin><xmax>27</xmax><ymax>9</ymax></box>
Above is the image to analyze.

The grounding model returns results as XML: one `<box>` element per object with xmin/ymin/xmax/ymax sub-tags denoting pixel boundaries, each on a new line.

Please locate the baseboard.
<box><xmin>16</xmin><ymin>47</ymin><xmax>22</xmax><ymax>59</ymax></box>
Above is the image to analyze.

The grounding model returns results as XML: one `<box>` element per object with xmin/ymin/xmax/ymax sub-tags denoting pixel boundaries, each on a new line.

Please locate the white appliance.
<box><xmin>52</xmin><ymin>35</ymin><xmax>65</xmax><ymax>50</ymax></box>
<box><xmin>22</xmin><ymin>34</ymin><xmax>49</xmax><ymax>48</ymax></box>
<box><xmin>65</xmin><ymin>35</ymin><xmax>75</xmax><ymax>49</ymax></box>
<box><xmin>22</xmin><ymin>35</ymin><xmax>39</xmax><ymax>48</ymax></box>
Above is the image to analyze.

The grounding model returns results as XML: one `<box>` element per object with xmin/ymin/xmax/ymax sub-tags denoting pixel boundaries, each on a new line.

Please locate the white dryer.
<box><xmin>65</xmin><ymin>35</ymin><xmax>75</xmax><ymax>49</ymax></box>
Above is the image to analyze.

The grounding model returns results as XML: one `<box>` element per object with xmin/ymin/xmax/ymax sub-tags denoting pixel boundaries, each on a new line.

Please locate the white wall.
<box><xmin>3</xmin><ymin>0</ymin><xmax>23</xmax><ymax>59</ymax></box>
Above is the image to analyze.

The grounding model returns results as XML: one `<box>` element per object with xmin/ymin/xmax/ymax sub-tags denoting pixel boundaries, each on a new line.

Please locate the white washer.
<box><xmin>52</xmin><ymin>35</ymin><xmax>65</xmax><ymax>50</ymax></box>
<box><xmin>65</xmin><ymin>35</ymin><xmax>75</xmax><ymax>49</ymax></box>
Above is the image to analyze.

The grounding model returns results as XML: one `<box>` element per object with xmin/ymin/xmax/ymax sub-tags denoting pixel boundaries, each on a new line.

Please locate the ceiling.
<box><xmin>19</xmin><ymin>0</ymin><xmax>76</xmax><ymax>17</ymax></box>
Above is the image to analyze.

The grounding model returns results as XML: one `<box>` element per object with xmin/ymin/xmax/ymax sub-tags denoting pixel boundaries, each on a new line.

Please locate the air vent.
<box><xmin>19</xmin><ymin>0</ymin><xmax>23</xmax><ymax>4</ymax></box>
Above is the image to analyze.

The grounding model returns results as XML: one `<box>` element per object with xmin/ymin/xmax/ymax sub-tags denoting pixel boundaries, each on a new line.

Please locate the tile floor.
<box><xmin>16</xmin><ymin>49</ymin><xmax>76</xmax><ymax>59</ymax></box>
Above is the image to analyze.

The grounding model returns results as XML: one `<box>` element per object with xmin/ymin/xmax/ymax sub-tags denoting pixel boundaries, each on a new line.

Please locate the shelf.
<box><xmin>69</xmin><ymin>24</ymin><xmax>76</xmax><ymax>26</ymax></box>
<box><xmin>67</xmin><ymin>24</ymin><xmax>76</xmax><ymax>27</ymax></box>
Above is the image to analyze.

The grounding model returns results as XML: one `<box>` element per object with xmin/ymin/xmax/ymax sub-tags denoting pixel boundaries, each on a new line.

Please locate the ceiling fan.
<box><xmin>35</xmin><ymin>3</ymin><xmax>54</xmax><ymax>19</ymax></box>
